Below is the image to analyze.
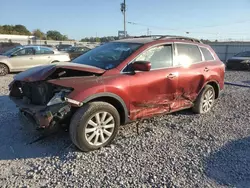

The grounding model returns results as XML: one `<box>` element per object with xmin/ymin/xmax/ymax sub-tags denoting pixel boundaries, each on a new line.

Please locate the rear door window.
<box><xmin>13</xmin><ymin>47</ymin><xmax>35</xmax><ymax>56</ymax></box>
<box><xmin>200</xmin><ymin>47</ymin><xmax>214</xmax><ymax>61</ymax></box>
<box><xmin>175</xmin><ymin>43</ymin><xmax>202</xmax><ymax>66</ymax></box>
<box><xmin>36</xmin><ymin>47</ymin><xmax>54</xmax><ymax>55</ymax></box>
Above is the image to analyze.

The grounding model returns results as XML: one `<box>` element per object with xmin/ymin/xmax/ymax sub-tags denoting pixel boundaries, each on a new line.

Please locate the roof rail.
<box><xmin>126</xmin><ymin>35</ymin><xmax>164</xmax><ymax>39</ymax></box>
<box><xmin>126</xmin><ymin>35</ymin><xmax>203</xmax><ymax>43</ymax></box>
<box><xmin>157</xmin><ymin>35</ymin><xmax>203</xmax><ymax>43</ymax></box>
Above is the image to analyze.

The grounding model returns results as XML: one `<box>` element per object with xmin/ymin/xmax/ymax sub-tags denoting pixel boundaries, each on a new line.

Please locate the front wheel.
<box><xmin>192</xmin><ymin>85</ymin><xmax>215</xmax><ymax>114</ymax></box>
<box><xmin>0</xmin><ymin>64</ymin><xmax>9</xmax><ymax>76</ymax></box>
<box><xmin>69</xmin><ymin>102</ymin><xmax>120</xmax><ymax>152</ymax></box>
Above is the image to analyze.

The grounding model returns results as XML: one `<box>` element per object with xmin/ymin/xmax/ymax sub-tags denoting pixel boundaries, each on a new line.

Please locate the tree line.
<box><xmin>0</xmin><ymin>24</ymin><xmax>122</xmax><ymax>42</ymax></box>
<box><xmin>0</xmin><ymin>24</ymin><xmax>70</xmax><ymax>41</ymax></box>
<box><xmin>80</xmin><ymin>36</ymin><xmax>119</xmax><ymax>43</ymax></box>
<box><xmin>0</xmin><ymin>24</ymin><xmax>120</xmax><ymax>43</ymax></box>
<box><xmin>0</xmin><ymin>24</ymin><xmax>215</xmax><ymax>43</ymax></box>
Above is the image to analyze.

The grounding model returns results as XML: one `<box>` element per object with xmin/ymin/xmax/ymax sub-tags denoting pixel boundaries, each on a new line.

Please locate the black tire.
<box><xmin>69</xmin><ymin>101</ymin><xmax>120</xmax><ymax>152</ymax></box>
<box><xmin>192</xmin><ymin>85</ymin><xmax>215</xmax><ymax>114</ymax></box>
<box><xmin>0</xmin><ymin>64</ymin><xmax>8</xmax><ymax>76</ymax></box>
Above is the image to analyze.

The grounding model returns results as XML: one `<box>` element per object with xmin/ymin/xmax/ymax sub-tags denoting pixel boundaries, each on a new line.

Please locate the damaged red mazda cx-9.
<box><xmin>9</xmin><ymin>36</ymin><xmax>225</xmax><ymax>152</ymax></box>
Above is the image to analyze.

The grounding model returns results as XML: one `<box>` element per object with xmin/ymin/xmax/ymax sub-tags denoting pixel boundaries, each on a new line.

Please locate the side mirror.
<box><xmin>132</xmin><ymin>61</ymin><xmax>151</xmax><ymax>72</ymax></box>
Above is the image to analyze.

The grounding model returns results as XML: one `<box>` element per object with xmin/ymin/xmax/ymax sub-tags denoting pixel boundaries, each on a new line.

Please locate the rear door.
<box><xmin>173</xmin><ymin>42</ymin><xmax>205</xmax><ymax>106</ymax></box>
<box><xmin>33</xmin><ymin>46</ymin><xmax>55</xmax><ymax>65</ymax></box>
<box><xmin>124</xmin><ymin>43</ymin><xmax>180</xmax><ymax>120</ymax></box>
<box><xmin>8</xmin><ymin>47</ymin><xmax>36</xmax><ymax>71</ymax></box>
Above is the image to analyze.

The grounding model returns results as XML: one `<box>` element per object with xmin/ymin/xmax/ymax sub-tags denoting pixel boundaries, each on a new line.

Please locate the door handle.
<box><xmin>167</xmin><ymin>73</ymin><xmax>177</xmax><ymax>79</ymax></box>
<box><xmin>48</xmin><ymin>56</ymin><xmax>51</xmax><ymax>58</ymax></box>
<box><xmin>204</xmin><ymin>67</ymin><xmax>209</xmax><ymax>72</ymax></box>
<box><xmin>29</xmin><ymin>57</ymin><xmax>33</xmax><ymax>60</ymax></box>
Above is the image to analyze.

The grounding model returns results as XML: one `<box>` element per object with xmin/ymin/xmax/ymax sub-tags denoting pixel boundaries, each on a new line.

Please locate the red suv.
<box><xmin>9</xmin><ymin>35</ymin><xmax>225</xmax><ymax>152</ymax></box>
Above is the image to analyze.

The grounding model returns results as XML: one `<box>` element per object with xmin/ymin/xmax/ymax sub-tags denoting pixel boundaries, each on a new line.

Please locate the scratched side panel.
<box><xmin>127</xmin><ymin>68</ymin><xmax>179</xmax><ymax>120</ymax></box>
<box><xmin>176</xmin><ymin>63</ymin><xmax>207</xmax><ymax>106</ymax></box>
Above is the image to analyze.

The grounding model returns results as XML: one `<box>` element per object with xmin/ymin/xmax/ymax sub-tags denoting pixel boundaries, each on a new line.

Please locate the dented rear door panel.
<box><xmin>128</xmin><ymin>68</ymin><xmax>180</xmax><ymax>120</ymax></box>
<box><xmin>176</xmin><ymin>62</ymin><xmax>207</xmax><ymax>108</ymax></box>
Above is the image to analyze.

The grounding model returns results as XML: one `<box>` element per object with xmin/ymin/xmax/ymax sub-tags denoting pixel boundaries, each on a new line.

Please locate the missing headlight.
<box><xmin>47</xmin><ymin>89</ymin><xmax>71</xmax><ymax>106</ymax></box>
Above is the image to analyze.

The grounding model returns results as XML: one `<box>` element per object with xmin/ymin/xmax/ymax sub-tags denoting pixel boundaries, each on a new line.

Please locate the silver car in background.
<box><xmin>0</xmin><ymin>45</ymin><xmax>71</xmax><ymax>76</ymax></box>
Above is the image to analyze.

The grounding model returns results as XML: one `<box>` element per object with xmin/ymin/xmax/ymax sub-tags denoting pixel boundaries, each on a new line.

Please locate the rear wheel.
<box><xmin>192</xmin><ymin>85</ymin><xmax>215</xmax><ymax>114</ymax></box>
<box><xmin>0</xmin><ymin>64</ymin><xmax>8</xmax><ymax>76</ymax></box>
<box><xmin>69</xmin><ymin>102</ymin><xmax>120</xmax><ymax>152</ymax></box>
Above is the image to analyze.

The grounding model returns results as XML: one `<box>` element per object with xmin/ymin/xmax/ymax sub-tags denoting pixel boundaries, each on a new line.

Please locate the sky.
<box><xmin>1</xmin><ymin>0</ymin><xmax>250</xmax><ymax>40</ymax></box>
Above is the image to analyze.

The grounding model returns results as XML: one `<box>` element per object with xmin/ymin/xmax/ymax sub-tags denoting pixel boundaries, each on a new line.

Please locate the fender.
<box><xmin>199</xmin><ymin>80</ymin><xmax>221</xmax><ymax>99</ymax></box>
<box><xmin>82</xmin><ymin>92</ymin><xmax>130</xmax><ymax>123</ymax></box>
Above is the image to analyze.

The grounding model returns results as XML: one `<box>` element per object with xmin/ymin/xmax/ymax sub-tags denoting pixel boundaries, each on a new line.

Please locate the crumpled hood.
<box><xmin>13</xmin><ymin>62</ymin><xmax>106</xmax><ymax>82</ymax></box>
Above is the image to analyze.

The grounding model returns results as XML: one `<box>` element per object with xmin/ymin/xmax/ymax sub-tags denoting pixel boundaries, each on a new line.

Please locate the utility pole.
<box><xmin>120</xmin><ymin>0</ymin><xmax>126</xmax><ymax>38</ymax></box>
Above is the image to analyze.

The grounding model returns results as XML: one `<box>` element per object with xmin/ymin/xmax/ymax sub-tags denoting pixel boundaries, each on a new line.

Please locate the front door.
<box><xmin>9</xmin><ymin>47</ymin><xmax>36</xmax><ymax>71</ymax></box>
<box><xmin>125</xmin><ymin>43</ymin><xmax>179</xmax><ymax>120</ymax></box>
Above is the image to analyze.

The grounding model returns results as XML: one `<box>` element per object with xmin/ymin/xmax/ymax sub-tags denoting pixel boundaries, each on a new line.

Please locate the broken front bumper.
<box><xmin>10</xmin><ymin>97</ymin><xmax>71</xmax><ymax>129</ymax></box>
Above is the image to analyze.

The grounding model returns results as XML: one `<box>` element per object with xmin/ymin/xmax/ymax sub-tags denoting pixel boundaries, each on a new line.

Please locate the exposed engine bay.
<box><xmin>10</xmin><ymin>80</ymin><xmax>72</xmax><ymax>105</ymax></box>
<box><xmin>8</xmin><ymin>63</ymin><xmax>105</xmax><ymax>130</ymax></box>
<box><xmin>9</xmin><ymin>80</ymin><xmax>78</xmax><ymax>130</ymax></box>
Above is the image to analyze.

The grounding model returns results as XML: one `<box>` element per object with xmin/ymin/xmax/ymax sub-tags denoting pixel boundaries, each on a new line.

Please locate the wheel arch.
<box><xmin>82</xmin><ymin>92</ymin><xmax>129</xmax><ymax>125</ymax></box>
<box><xmin>51</xmin><ymin>60</ymin><xmax>59</xmax><ymax>63</ymax></box>
<box><xmin>203</xmin><ymin>80</ymin><xmax>220</xmax><ymax>99</ymax></box>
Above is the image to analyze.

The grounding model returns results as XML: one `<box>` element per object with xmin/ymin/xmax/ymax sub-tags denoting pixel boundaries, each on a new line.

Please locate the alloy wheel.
<box><xmin>85</xmin><ymin>111</ymin><xmax>115</xmax><ymax>146</ymax></box>
<box><xmin>202</xmin><ymin>89</ymin><xmax>214</xmax><ymax>112</ymax></box>
<box><xmin>0</xmin><ymin>64</ymin><xmax>8</xmax><ymax>76</ymax></box>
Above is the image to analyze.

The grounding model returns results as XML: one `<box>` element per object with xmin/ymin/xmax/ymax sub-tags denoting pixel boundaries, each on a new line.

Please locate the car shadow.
<box><xmin>205</xmin><ymin>137</ymin><xmax>250</xmax><ymax>188</ymax></box>
<box><xmin>0</xmin><ymin>95</ymin><xmax>73</xmax><ymax>160</ymax></box>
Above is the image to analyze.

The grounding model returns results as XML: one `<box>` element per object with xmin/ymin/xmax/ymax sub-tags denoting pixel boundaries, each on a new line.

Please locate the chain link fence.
<box><xmin>207</xmin><ymin>42</ymin><xmax>250</xmax><ymax>62</ymax></box>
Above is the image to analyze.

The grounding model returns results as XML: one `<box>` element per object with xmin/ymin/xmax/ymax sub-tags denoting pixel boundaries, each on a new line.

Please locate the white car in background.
<box><xmin>0</xmin><ymin>45</ymin><xmax>71</xmax><ymax>76</ymax></box>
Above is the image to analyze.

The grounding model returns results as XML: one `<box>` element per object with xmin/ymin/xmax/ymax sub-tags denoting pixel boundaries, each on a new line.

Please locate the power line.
<box><xmin>127</xmin><ymin>21</ymin><xmax>183</xmax><ymax>31</ymax></box>
<box><xmin>127</xmin><ymin>21</ymin><xmax>250</xmax><ymax>35</ymax></box>
<box><xmin>186</xmin><ymin>19</ymin><xmax>250</xmax><ymax>30</ymax></box>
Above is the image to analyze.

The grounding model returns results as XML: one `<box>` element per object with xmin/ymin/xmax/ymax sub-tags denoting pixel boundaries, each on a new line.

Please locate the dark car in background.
<box><xmin>66</xmin><ymin>46</ymin><xmax>91</xmax><ymax>60</ymax></box>
<box><xmin>226</xmin><ymin>51</ymin><xmax>250</xmax><ymax>70</ymax></box>
<box><xmin>55</xmin><ymin>44</ymin><xmax>73</xmax><ymax>51</ymax></box>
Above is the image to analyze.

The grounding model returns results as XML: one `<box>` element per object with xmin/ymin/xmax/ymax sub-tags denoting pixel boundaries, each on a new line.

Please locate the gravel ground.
<box><xmin>0</xmin><ymin>71</ymin><xmax>250</xmax><ymax>187</ymax></box>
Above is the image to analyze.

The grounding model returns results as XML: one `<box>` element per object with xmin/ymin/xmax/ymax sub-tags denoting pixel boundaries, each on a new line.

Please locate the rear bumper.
<box><xmin>10</xmin><ymin>97</ymin><xmax>71</xmax><ymax>129</ymax></box>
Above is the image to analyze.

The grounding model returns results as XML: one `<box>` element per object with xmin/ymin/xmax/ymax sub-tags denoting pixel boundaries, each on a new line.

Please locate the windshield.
<box><xmin>72</xmin><ymin>42</ymin><xmax>143</xmax><ymax>70</ymax></box>
<box><xmin>66</xmin><ymin>46</ymin><xmax>76</xmax><ymax>52</ymax></box>
<box><xmin>3</xmin><ymin>46</ymin><xmax>23</xmax><ymax>56</ymax></box>
<box><xmin>234</xmin><ymin>51</ymin><xmax>250</xmax><ymax>57</ymax></box>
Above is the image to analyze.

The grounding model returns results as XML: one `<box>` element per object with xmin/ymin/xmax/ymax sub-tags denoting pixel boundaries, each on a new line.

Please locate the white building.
<box><xmin>0</xmin><ymin>34</ymin><xmax>35</xmax><ymax>40</ymax></box>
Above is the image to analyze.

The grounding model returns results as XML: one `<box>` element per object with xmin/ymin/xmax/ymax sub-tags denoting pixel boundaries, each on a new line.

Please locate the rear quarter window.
<box><xmin>200</xmin><ymin>47</ymin><xmax>215</xmax><ymax>61</ymax></box>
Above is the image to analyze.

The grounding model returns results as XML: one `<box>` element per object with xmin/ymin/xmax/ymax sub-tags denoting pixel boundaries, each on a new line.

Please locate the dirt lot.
<box><xmin>0</xmin><ymin>71</ymin><xmax>250</xmax><ymax>187</ymax></box>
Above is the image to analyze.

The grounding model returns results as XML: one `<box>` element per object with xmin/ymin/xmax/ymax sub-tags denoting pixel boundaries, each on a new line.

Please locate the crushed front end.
<box><xmin>9</xmin><ymin>80</ymin><xmax>80</xmax><ymax>130</ymax></box>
